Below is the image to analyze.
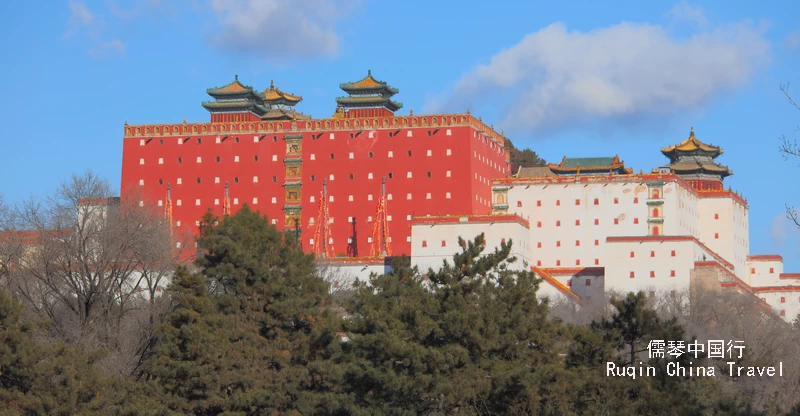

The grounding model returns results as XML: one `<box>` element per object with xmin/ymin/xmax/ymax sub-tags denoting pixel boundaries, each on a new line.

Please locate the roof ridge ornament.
<box><xmin>690</xmin><ymin>127</ymin><xmax>695</xmax><ymax>137</ymax></box>
<box><xmin>270</xmin><ymin>80</ymin><xmax>274</xmax><ymax>89</ymax></box>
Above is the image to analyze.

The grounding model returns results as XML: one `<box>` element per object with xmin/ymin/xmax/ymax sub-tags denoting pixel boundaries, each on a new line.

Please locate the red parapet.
<box><xmin>747</xmin><ymin>254</ymin><xmax>783</xmax><ymax>262</ymax></box>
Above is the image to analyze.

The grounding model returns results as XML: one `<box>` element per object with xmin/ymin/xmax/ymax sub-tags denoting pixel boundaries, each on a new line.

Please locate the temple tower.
<box><xmin>661</xmin><ymin>128</ymin><xmax>732</xmax><ymax>191</ymax></box>
<box><xmin>334</xmin><ymin>70</ymin><xmax>403</xmax><ymax>118</ymax></box>
<box><xmin>202</xmin><ymin>75</ymin><xmax>265</xmax><ymax>122</ymax></box>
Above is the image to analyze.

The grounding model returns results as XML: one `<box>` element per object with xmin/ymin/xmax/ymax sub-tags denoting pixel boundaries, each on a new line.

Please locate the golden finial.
<box><xmin>270</xmin><ymin>80</ymin><xmax>274</xmax><ymax>89</ymax></box>
<box><xmin>640</xmin><ymin>169</ymin><xmax>643</xmax><ymax>174</ymax></box>
<box><xmin>124</xmin><ymin>120</ymin><xmax>128</xmax><ymax>125</ymax></box>
<box><xmin>234</xmin><ymin>74</ymin><xmax>238</xmax><ymax>81</ymax></box>
<box><xmin>479</xmin><ymin>116</ymin><xmax>482</xmax><ymax>121</ymax></box>
<box><xmin>183</xmin><ymin>118</ymin><xmax>187</xmax><ymax>124</ymax></box>
<box><xmin>467</xmin><ymin>108</ymin><xmax>470</xmax><ymax>115</ymax></box>
<box><xmin>690</xmin><ymin>127</ymin><xmax>695</xmax><ymax>137</ymax></box>
<box><xmin>410</xmin><ymin>109</ymin><xmax>414</xmax><ymax>116</ymax></box>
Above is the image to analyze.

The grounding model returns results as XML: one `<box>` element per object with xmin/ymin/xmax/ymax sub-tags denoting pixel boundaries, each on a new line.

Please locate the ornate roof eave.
<box><xmin>206</xmin><ymin>75</ymin><xmax>258</xmax><ymax>96</ymax></box>
<box><xmin>339</xmin><ymin>70</ymin><xmax>399</xmax><ymax>94</ymax></box>
<box><xmin>260</xmin><ymin>108</ymin><xmax>311</xmax><ymax>121</ymax></box>
<box><xmin>335</xmin><ymin>97</ymin><xmax>403</xmax><ymax>111</ymax></box>
<box><xmin>548</xmin><ymin>164</ymin><xmax>630</xmax><ymax>173</ymax></box>
<box><xmin>262</xmin><ymin>80</ymin><xmax>303</xmax><ymax>104</ymax></box>
<box><xmin>202</xmin><ymin>101</ymin><xmax>267</xmax><ymax>115</ymax></box>
<box><xmin>661</xmin><ymin>128</ymin><xmax>723</xmax><ymax>156</ymax></box>
<box><xmin>670</xmin><ymin>165</ymin><xmax>733</xmax><ymax>177</ymax></box>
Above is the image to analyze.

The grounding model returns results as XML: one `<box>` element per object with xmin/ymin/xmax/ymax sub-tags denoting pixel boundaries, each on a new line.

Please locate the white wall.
<box><xmin>604</xmin><ymin>239</ymin><xmax>698</xmax><ymax>294</ymax></box>
<box><xmin>699</xmin><ymin>196</ymin><xmax>749</xmax><ymax>277</ymax></box>
<box><xmin>411</xmin><ymin>219</ymin><xmax>530</xmax><ymax>274</ymax></box>
<box><xmin>747</xmin><ymin>258</ymin><xmax>784</xmax><ymax>287</ymax></box>
<box><xmin>505</xmin><ymin>181</ymin><xmax>651</xmax><ymax>269</ymax></box>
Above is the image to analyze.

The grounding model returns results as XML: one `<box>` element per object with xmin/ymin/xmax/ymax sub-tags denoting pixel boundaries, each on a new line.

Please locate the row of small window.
<box><xmin>147</xmin><ymin>177</ymin><xmax>264</xmax><ymax>185</ymax></box>
<box><xmin>137</xmin><ymin>149</ymin><xmax>455</xmax><ymax>166</ymax></box>
<box><xmin>146</xmin><ymin>171</ymin><xmax>454</xmax><ymax>186</ymax></box>
<box><xmin>473</xmin><ymin>150</ymin><xmax>505</xmax><ymax>171</ymax></box>
<box><xmin>309</xmin><ymin>192</ymin><xmax>453</xmax><ymax>203</ymax></box>
<box><xmin>752</xmin><ymin>267</ymin><xmax>776</xmax><ymax>274</ymax></box>
<box><xmin>526</xmin><ymin>197</ymin><xmax>639</xmax><ymax>207</ymax></box>
<box><xmin>308</xmin><ymin>236</ymin><xmax>414</xmax><ymax>245</ymax></box>
<box><xmin>311</xmin><ymin>171</ymin><xmax>453</xmax><ymax>181</ymax></box>
<box><xmin>312</xmin><ymin>149</ymin><xmax>453</xmax><ymax>159</ymax></box>
<box><xmin>629</xmin><ymin>271</ymin><xmax>678</xmax><ymax>278</ymax></box>
<box><xmin>535</xmin><ymin>218</ymin><xmax>642</xmax><ymax>227</ymax></box>
<box><xmin>142</xmin><ymin>155</ymin><xmax>272</xmax><ymax>165</ymax></box>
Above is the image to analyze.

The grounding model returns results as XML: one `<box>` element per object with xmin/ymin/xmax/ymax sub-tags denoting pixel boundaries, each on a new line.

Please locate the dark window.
<box><xmin>196</xmin><ymin>178</ymin><xmax>201</xmax><ymax>184</ymax></box>
<box><xmin>216</xmin><ymin>156</ymin><xmax>221</xmax><ymax>162</ymax></box>
<box><xmin>158</xmin><ymin>178</ymin><xmax>163</xmax><ymax>185</ymax></box>
<box><xmin>427</xmin><ymin>172</ymin><xmax>432</xmax><ymax>178</ymax></box>
<box><xmin>197</xmin><ymin>138</ymin><xmax>202</xmax><ymax>144</ymax></box>
<box><xmin>349</xmin><ymin>133</ymin><xmax>355</xmax><ymax>139</ymax></box>
<box><xmin>254</xmin><ymin>155</ymin><xmax>259</xmax><ymax>162</ymax></box>
<box><xmin>235</xmin><ymin>137</ymin><xmax>240</xmax><ymax>143</ymax></box>
<box><xmin>369</xmin><ymin>152</ymin><xmax>373</xmax><ymax>158</ymax></box>
<box><xmin>330</xmin><ymin>153</ymin><xmax>335</xmax><ymax>159</ymax></box>
<box><xmin>389</xmin><ymin>132</ymin><xmax>394</xmax><ymax>137</ymax></box>
<box><xmin>273</xmin><ymin>136</ymin><xmax>278</xmax><ymax>142</ymax></box>
<box><xmin>388</xmin><ymin>172</ymin><xmax>393</xmax><ymax>179</ymax></box>
<box><xmin>408</xmin><ymin>151</ymin><xmax>412</xmax><ymax>157</ymax></box>
<box><xmin>177</xmin><ymin>157</ymin><xmax>183</xmax><ymax>164</ymax></box>
<box><xmin>272</xmin><ymin>176</ymin><xmax>277</xmax><ymax>182</ymax></box>
<box><xmin>234</xmin><ymin>177</ymin><xmax>239</xmax><ymax>183</ymax></box>
<box><xmin>427</xmin><ymin>131</ymin><xmax>432</xmax><ymax>136</ymax></box>
<box><xmin>349</xmin><ymin>173</ymin><xmax>354</xmax><ymax>180</ymax></box>
<box><xmin>310</xmin><ymin>175</ymin><xmax>315</xmax><ymax>182</ymax></box>
<box><xmin>159</xmin><ymin>139</ymin><xmax>164</xmax><ymax>145</ymax></box>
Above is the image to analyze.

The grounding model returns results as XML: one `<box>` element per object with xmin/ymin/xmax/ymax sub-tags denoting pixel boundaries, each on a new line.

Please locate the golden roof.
<box><xmin>349</xmin><ymin>75</ymin><xmax>382</xmax><ymax>88</ymax></box>
<box><xmin>213</xmin><ymin>75</ymin><xmax>252</xmax><ymax>93</ymax></box>
<box><xmin>262</xmin><ymin>80</ymin><xmax>302</xmax><ymax>103</ymax></box>
<box><xmin>661</xmin><ymin>128</ymin><xmax>722</xmax><ymax>154</ymax></box>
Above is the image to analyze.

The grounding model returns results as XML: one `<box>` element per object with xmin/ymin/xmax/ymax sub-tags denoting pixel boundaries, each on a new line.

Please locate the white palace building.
<box><xmin>408</xmin><ymin>129</ymin><xmax>800</xmax><ymax>322</ymax></box>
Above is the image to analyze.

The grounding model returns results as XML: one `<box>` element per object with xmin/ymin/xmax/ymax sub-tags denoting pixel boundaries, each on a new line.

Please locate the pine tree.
<box><xmin>144</xmin><ymin>267</ymin><xmax>230</xmax><ymax>414</ymax></box>
<box><xmin>0</xmin><ymin>290</ymin><xmax>130</xmax><ymax>415</ymax></box>
<box><xmin>339</xmin><ymin>234</ymin><xmax>569</xmax><ymax>415</ymax></box>
<box><xmin>159</xmin><ymin>205</ymin><xmax>342</xmax><ymax>414</ymax></box>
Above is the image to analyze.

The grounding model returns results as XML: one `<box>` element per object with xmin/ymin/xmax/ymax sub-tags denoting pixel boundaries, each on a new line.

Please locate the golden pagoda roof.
<box><xmin>339</xmin><ymin>70</ymin><xmax>399</xmax><ymax>94</ymax></box>
<box><xmin>207</xmin><ymin>75</ymin><xmax>256</xmax><ymax>95</ymax></box>
<box><xmin>262</xmin><ymin>80</ymin><xmax>302</xmax><ymax>104</ymax></box>
<box><xmin>661</xmin><ymin>128</ymin><xmax>723</xmax><ymax>155</ymax></box>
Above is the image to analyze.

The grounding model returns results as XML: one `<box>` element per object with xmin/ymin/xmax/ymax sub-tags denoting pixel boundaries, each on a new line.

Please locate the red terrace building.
<box><xmin>121</xmin><ymin>71</ymin><xmax>510</xmax><ymax>257</ymax></box>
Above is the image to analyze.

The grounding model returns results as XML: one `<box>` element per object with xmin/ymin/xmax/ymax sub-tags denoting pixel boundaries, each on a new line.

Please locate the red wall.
<box><xmin>121</xmin><ymin>117</ymin><xmax>510</xmax><ymax>257</ymax></box>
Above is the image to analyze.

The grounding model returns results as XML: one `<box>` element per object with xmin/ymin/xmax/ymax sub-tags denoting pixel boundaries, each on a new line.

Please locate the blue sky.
<box><xmin>0</xmin><ymin>0</ymin><xmax>799</xmax><ymax>269</ymax></box>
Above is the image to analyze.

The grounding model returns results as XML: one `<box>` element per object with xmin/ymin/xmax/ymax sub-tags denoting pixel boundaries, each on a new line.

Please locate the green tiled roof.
<box><xmin>335</xmin><ymin>96</ymin><xmax>403</xmax><ymax>111</ymax></box>
<box><xmin>561</xmin><ymin>157</ymin><xmax>617</xmax><ymax>168</ymax></box>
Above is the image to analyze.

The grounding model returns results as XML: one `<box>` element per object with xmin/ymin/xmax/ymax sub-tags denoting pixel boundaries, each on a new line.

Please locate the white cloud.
<box><xmin>427</xmin><ymin>19</ymin><xmax>770</xmax><ymax>135</ymax></box>
<box><xmin>770</xmin><ymin>213</ymin><xmax>790</xmax><ymax>247</ymax></box>
<box><xmin>63</xmin><ymin>0</ymin><xmax>96</xmax><ymax>39</ymax></box>
<box><xmin>88</xmin><ymin>39</ymin><xmax>127</xmax><ymax>58</ymax></box>
<box><xmin>63</xmin><ymin>0</ymin><xmax>126</xmax><ymax>58</ymax></box>
<box><xmin>667</xmin><ymin>1</ymin><xmax>708</xmax><ymax>27</ymax></box>
<box><xmin>209</xmin><ymin>0</ymin><xmax>359</xmax><ymax>61</ymax></box>
<box><xmin>787</xmin><ymin>30</ymin><xmax>800</xmax><ymax>51</ymax></box>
